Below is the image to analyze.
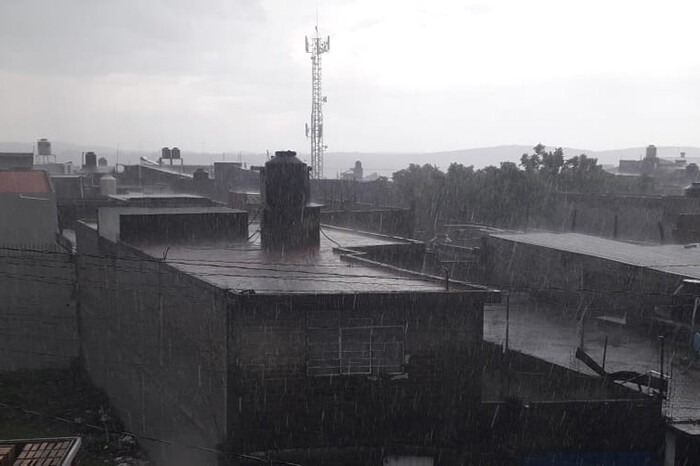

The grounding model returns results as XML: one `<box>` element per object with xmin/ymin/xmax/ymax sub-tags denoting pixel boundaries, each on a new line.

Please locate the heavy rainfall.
<box><xmin>1</xmin><ymin>1</ymin><xmax>700</xmax><ymax>465</ymax></box>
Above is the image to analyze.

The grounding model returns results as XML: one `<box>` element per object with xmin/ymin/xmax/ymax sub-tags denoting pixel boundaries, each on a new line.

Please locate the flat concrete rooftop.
<box><xmin>137</xmin><ymin>226</ymin><xmax>490</xmax><ymax>294</ymax></box>
<box><xmin>494</xmin><ymin>232</ymin><xmax>700</xmax><ymax>280</ymax></box>
<box><xmin>109</xmin><ymin>193</ymin><xmax>206</xmax><ymax>201</ymax></box>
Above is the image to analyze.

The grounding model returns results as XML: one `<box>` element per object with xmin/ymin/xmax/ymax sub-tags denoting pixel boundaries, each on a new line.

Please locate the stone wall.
<box><xmin>0</xmin><ymin>246</ymin><xmax>79</xmax><ymax>371</ymax></box>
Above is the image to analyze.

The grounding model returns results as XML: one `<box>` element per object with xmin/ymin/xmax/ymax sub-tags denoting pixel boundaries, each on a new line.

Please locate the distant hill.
<box><xmin>324</xmin><ymin>145</ymin><xmax>588</xmax><ymax>177</ymax></box>
<box><xmin>325</xmin><ymin>145</ymin><xmax>700</xmax><ymax>177</ymax></box>
<box><xmin>2</xmin><ymin>140</ymin><xmax>699</xmax><ymax>178</ymax></box>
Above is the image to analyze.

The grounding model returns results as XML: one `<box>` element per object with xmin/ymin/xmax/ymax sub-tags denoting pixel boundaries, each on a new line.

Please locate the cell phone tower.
<box><xmin>305</xmin><ymin>23</ymin><xmax>330</xmax><ymax>179</ymax></box>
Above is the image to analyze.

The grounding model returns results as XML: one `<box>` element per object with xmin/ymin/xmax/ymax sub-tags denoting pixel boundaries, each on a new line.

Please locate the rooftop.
<box><xmin>493</xmin><ymin>231</ymin><xmax>700</xmax><ymax>280</ymax></box>
<box><xmin>108</xmin><ymin>193</ymin><xmax>206</xmax><ymax>202</ymax></box>
<box><xmin>0</xmin><ymin>170</ymin><xmax>51</xmax><ymax>193</ymax></box>
<box><xmin>137</xmin><ymin>226</ymin><xmax>475</xmax><ymax>294</ymax></box>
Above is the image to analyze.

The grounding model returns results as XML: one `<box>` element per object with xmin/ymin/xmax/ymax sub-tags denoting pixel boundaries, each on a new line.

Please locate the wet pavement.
<box><xmin>484</xmin><ymin>294</ymin><xmax>700</xmax><ymax>422</ymax></box>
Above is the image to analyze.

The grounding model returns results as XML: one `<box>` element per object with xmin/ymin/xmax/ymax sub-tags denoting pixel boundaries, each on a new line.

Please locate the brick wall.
<box><xmin>75</xmin><ymin>222</ymin><xmax>228</xmax><ymax>466</ymax></box>
<box><xmin>0</xmin><ymin>246</ymin><xmax>78</xmax><ymax>371</ymax></box>
<box><xmin>225</xmin><ymin>292</ymin><xmax>487</xmax><ymax>455</ymax></box>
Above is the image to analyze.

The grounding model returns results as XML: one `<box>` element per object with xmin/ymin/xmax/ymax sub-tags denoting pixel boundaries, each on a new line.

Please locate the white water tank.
<box><xmin>100</xmin><ymin>175</ymin><xmax>117</xmax><ymax>196</ymax></box>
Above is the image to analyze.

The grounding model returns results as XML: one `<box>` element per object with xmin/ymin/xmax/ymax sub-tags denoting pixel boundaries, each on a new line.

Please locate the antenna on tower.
<box><xmin>305</xmin><ymin>20</ymin><xmax>330</xmax><ymax>179</ymax></box>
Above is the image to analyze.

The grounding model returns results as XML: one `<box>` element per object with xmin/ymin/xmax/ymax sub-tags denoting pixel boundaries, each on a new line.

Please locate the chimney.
<box><xmin>260</xmin><ymin>150</ymin><xmax>320</xmax><ymax>252</ymax></box>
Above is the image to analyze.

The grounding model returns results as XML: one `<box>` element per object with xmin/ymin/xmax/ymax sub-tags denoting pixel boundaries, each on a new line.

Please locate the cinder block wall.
<box><xmin>0</xmin><ymin>246</ymin><xmax>78</xmax><ymax>371</ymax></box>
<box><xmin>75</xmin><ymin>222</ymin><xmax>228</xmax><ymax>466</ymax></box>
<box><xmin>226</xmin><ymin>292</ymin><xmax>487</xmax><ymax>454</ymax></box>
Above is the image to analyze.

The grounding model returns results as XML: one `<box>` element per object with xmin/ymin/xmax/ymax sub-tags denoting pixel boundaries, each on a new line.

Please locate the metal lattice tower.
<box><xmin>305</xmin><ymin>25</ymin><xmax>330</xmax><ymax>179</ymax></box>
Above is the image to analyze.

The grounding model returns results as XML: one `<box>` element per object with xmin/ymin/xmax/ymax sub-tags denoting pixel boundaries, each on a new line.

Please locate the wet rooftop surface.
<box><xmin>137</xmin><ymin>226</ymin><xmax>451</xmax><ymax>294</ymax></box>
<box><xmin>494</xmin><ymin>232</ymin><xmax>700</xmax><ymax>280</ymax></box>
<box><xmin>485</xmin><ymin>294</ymin><xmax>700</xmax><ymax>423</ymax></box>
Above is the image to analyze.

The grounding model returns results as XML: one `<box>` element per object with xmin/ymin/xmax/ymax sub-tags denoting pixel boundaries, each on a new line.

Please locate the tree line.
<box><xmin>392</xmin><ymin>144</ymin><xmax>656</xmax><ymax>237</ymax></box>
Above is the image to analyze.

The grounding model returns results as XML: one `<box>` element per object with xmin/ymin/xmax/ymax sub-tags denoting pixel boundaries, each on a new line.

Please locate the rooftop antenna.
<box><xmin>305</xmin><ymin>12</ymin><xmax>330</xmax><ymax>179</ymax></box>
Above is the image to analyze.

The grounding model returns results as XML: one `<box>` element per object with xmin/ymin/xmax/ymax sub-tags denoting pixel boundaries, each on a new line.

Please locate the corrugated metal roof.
<box><xmin>0</xmin><ymin>170</ymin><xmax>51</xmax><ymax>193</ymax></box>
<box><xmin>492</xmin><ymin>232</ymin><xmax>700</xmax><ymax>280</ymax></box>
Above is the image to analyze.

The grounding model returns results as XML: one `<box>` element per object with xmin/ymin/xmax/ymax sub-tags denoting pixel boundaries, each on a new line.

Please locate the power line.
<box><xmin>0</xmin><ymin>248</ymin><xmax>447</xmax><ymax>288</ymax></box>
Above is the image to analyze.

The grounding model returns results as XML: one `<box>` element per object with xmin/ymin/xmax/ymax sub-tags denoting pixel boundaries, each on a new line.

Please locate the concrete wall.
<box><xmin>478</xmin><ymin>343</ymin><xmax>664</xmax><ymax>464</ymax></box>
<box><xmin>75</xmin><ymin>222</ymin><xmax>228</xmax><ymax>466</ymax></box>
<box><xmin>321</xmin><ymin>207</ymin><xmax>414</xmax><ymax>237</ymax></box>
<box><xmin>0</xmin><ymin>192</ymin><xmax>58</xmax><ymax>246</ymax></box>
<box><xmin>97</xmin><ymin>207</ymin><xmax>248</xmax><ymax>244</ymax></box>
<box><xmin>312</xmin><ymin>179</ymin><xmax>404</xmax><ymax>208</ymax></box>
<box><xmin>480</xmin><ymin>398</ymin><xmax>663</xmax><ymax>464</ymax></box>
<box><xmin>0</xmin><ymin>246</ymin><xmax>78</xmax><ymax>371</ymax></box>
<box><xmin>225</xmin><ymin>292</ymin><xmax>487</xmax><ymax>458</ymax></box>
<box><xmin>213</xmin><ymin>163</ymin><xmax>260</xmax><ymax>203</ymax></box>
<box><xmin>484</xmin><ymin>236</ymin><xmax>680</xmax><ymax>316</ymax></box>
<box><xmin>545</xmin><ymin>192</ymin><xmax>700</xmax><ymax>243</ymax></box>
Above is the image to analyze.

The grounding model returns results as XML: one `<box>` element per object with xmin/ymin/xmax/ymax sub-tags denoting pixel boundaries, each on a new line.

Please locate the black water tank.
<box><xmin>84</xmin><ymin>151</ymin><xmax>97</xmax><ymax>168</ymax></box>
<box><xmin>260</xmin><ymin>150</ymin><xmax>319</xmax><ymax>252</ymax></box>
<box><xmin>171</xmin><ymin>147</ymin><xmax>181</xmax><ymax>159</ymax></box>
<box><xmin>161</xmin><ymin>147</ymin><xmax>171</xmax><ymax>159</ymax></box>
<box><xmin>261</xmin><ymin>150</ymin><xmax>310</xmax><ymax>211</ymax></box>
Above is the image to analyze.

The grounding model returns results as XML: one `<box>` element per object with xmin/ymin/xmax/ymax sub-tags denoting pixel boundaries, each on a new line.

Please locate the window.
<box><xmin>307</xmin><ymin>325</ymin><xmax>404</xmax><ymax>376</ymax></box>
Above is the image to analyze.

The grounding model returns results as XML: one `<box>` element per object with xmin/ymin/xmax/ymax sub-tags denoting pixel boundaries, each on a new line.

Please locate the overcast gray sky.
<box><xmin>1</xmin><ymin>0</ymin><xmax>698</xmax><ymax>154</ymax></box>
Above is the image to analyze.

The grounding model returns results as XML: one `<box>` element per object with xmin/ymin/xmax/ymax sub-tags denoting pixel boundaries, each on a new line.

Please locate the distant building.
<box><xmin>341</xmin><ymin>160</ymin><xmax>364</xmax><ymax>180</ymax></box>
<box><xmin>617</xmin><ymin>144</ymin><xmax>696</xmax><ymax>183</ymax></box>
<box><xmin>0</xmin><ymin>169</ymin><xmax>79</xmax><ymax>372</ymax></box>
<box><xmin>0</xmin><ymin>152</ymin><xmax>33</xmax><ymax>170</ymax></box>
<box><xmin>0</xmin><ymin>169</ymin><xmax>58</xmax><ymax>246</ymax></box>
